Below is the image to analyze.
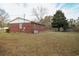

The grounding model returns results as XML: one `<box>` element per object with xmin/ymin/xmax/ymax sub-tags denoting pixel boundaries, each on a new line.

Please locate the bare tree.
<box><xmin>32</xmin><ymin>6</ymin><xmax>47</xmax><ymax>23</ymax></box>
<box><xmin>42</xmin><ymin>16</ymin><xmax>53</xmax><ymax>29</ymax></box>
<box><xmin>0</xmin><ymin>8</ymin><xmax>9</xmax><ymax>27</ymax></box>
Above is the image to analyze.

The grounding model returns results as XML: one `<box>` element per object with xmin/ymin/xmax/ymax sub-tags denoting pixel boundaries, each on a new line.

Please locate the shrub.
<box><xmin>73</xmin><ymin>26</ymin><xmax>79</xmax><ymax>32</ymax></box>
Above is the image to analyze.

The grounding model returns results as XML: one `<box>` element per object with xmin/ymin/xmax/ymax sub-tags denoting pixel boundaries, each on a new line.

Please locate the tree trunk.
<box><xmin>58</xmin><ymin>28</ymin><xmax>60</xmax><ymax>31</ymax></box>
<box><xmin>63</xmin><ymin>28</ymin><xmax>66</xmax><ymax>32</ymax></box>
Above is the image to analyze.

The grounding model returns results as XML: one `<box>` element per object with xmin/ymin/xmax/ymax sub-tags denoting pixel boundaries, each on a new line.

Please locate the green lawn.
<box><xmin>0</xmin><ymin>31</ymin><xmax>79</xmax><ymax>56</ymax></box>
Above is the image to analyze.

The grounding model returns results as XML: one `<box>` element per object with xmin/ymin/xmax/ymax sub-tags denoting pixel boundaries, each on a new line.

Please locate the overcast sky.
<box><xmin>0</xmin><ymin>3</ymin><xmax>79</xmax><ymax>21</ymax></box>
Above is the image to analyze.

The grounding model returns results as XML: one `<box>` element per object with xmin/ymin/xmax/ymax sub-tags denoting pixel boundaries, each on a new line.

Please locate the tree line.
<box><xmin>0</xmin><ymin>6</ymin><xmax>79</xmax><ymax>32</ymax></box>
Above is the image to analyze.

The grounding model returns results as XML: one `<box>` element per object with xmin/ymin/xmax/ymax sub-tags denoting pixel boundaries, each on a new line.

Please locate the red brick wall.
<box><xmin>22</xmin><ymin>23</ymin><xmax>33</xmax><ymax>33</ymax></box>
<box><xmin>9</xmin><ymin>23</ymin><xmax>46</xmax><ymax>33</ymax></box>
<box><xmin>9</xmin><ymin>23</ymin><xmax>20</xmax><ymax>32</ymax></box>
<box><xmin>31</xmin><ymin>23</ymin><xmax>46</xmax><ymax>32</ymax></box>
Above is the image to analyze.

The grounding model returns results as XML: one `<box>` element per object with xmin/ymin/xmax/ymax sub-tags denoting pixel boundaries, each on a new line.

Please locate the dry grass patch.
<box><xmin>0</xmin><ymin>32</ymin><xmax>79</xmax><ymax>55</ymax></box>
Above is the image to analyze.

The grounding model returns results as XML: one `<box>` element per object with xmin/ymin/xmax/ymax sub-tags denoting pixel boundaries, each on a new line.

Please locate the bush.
<box><xmin>73</xmin><ymin>26</ymin><xmax>79</xmax><ymax>32</ymax></box>
<box><xmin>6</xmin><ymin>29</ymin><xmax>10</xmax><ymax>33</ymax></box>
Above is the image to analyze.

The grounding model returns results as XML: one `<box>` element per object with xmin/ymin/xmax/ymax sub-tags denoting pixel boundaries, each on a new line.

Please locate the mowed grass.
<box><xmin>0</xmin><ymin>31</ymin><xmax>79</xmax><ymax>56</ymax></box>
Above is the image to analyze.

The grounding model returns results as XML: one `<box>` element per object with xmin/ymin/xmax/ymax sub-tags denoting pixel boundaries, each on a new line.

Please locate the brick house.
<box><xmin>9</xmin><ymin>17</ymin><xmax>46</xmax><ymax>33</ymax></box>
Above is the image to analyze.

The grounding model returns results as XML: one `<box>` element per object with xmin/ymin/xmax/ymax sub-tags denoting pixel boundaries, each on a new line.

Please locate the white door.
<box><xmin>19</xmin><ymin>23</ymin><xmax>22</xmax><ymax>29</ymax></box>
